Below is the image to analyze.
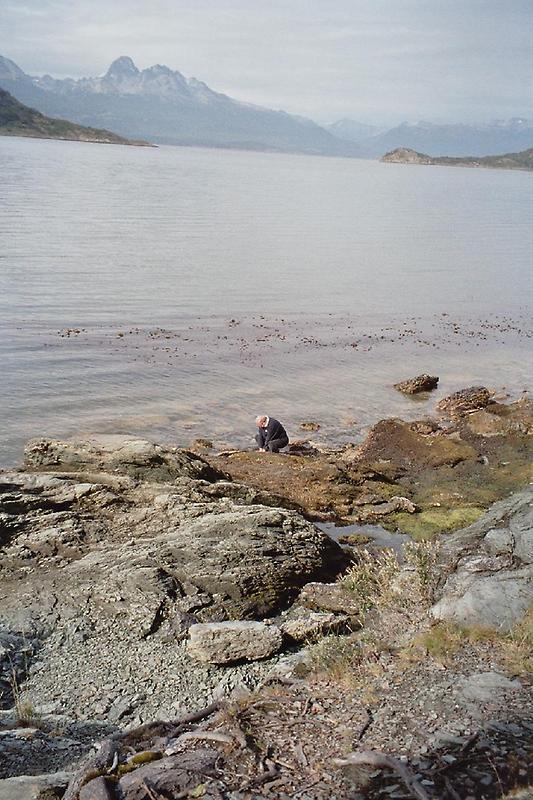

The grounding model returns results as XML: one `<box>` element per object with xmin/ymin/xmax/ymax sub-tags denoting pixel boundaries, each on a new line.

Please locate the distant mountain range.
<box><xmin>0</xmin><ymin>87</ymin><xmax>147</xmax><ymax>146</ymax></box>
<box><xmin>2</xmin><ymin>53</ymin><xmax>533</xmax><ymax>158</ymax></box>
<box><xmin>328</xmin><ymin>117</ymin><xmax>533</xmax><ymax>158</ymax></box>
<box><xmin>381</xmin><ymin>146</ymin><xmax>533</xmax><ymax>171</ymax></box>
<box><xmin>326</xmin><ymin>118</ymin><xmax>387</xmax><ymax>142</ymax></box>
<box><xmin>0</xmin><ymin>54</ymin><xmax>360</xmax><ymax>156</ymax></box>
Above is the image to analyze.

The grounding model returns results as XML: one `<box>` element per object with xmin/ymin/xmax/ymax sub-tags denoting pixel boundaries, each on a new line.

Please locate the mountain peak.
<box><xmin>144</xmin><ymin>64</ymin><xmax>173</xmax><ymax>76</ymax></box>
<box><xmin>105</xmin><ymin>56</ymin><xmax>139</xmax><ymax>77</ymax></box>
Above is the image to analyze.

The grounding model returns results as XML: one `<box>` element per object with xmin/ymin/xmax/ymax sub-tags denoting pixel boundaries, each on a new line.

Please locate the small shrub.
<box><xmin>341</xmin><ymin>548</ymin><xmax>400</xmax><ymax>621</ymax></box>
<box><xmin>309</xmin><ymin>634</ymin><xmax>360</xmax><ymax>677</ymax></box>
<box><xmin>308</xmin><ymin>631</ymin><xmax>387</xmax><ymax>692</ymax></box>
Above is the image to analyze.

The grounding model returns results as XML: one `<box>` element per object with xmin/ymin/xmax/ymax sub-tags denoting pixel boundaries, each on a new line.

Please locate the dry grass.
<box><xmin>501</xmin><ymin>606</ymin><xmax>533</xmax><ymax>678</ymax></box>
<box><xmin>403</xmin><ymin>539</ymin><xmax>440</xmax><ymax>603</ymax></box>
<box><xmin>408</xmin><ymin>607</ymin><xmax>533</xmax><ymax>675</ymax></box>
<box><xmin>309</xmin><ymin>541</ymin><xmax>442</xmax><ymax>684</ymax></box>
<box><xmin>9</xmin><ymin>664</ymin><xmax>39</xmax><ymax>726</ymax></box>
<box><xmin>412</xmin><ymin>622</ymin><xmax>466</xmax><ymax>665</ymax></box>
<box><xmin>340</xmin><ymin>540</ymin><xmax>440</xmax><ymax>621</ymax></box>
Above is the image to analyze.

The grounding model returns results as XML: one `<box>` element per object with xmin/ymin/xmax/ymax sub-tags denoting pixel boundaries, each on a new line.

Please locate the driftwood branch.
<box><xmin>121</xmin><ymin>700</ymin><xmax>221</xmax><ymax>746</ymax></box>
<box><xmin>64</xmin><ymin>701</ymin><xmax>221</xmax><ymax>800</ymax></box>
<box><xmin>333</xmin><ymin>750</ymin><xmax>431</xmax><ymax>800</ymax></box>
<box><xmin>165</xmin><ymin>729</ymin><xmax>236</xmax><ymax>754</ymax></box>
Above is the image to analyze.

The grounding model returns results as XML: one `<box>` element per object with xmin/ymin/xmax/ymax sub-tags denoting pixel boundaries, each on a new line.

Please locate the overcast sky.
<box><xmin>1</xmin><ymin>0</ymin><xmax>532</xmax><ymax>125</ymax></box>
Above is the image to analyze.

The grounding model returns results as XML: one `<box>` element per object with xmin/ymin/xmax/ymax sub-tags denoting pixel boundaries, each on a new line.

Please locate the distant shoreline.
<box><xmin>0</xmin><ymin>130</ymin><xmax>155</xmax><ymax>147</ymax></box>
<box><xmin>381</xmin><ymin>146</ymin><xmax>533</xmax><ymax>172</ymax></box>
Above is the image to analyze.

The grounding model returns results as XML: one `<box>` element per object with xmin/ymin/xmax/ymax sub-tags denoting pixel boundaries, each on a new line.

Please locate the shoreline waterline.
<box><xmin>2</xmin><ymin>309</ymin><xmax>530</xmax><ymax>469</ymax></box>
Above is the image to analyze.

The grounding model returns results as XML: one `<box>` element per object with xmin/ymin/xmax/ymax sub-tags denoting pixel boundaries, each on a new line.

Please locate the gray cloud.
<box><xmin>1</xmin><ymin>0</ymin><xmax>531</xmax><ymax>124</ymax></box>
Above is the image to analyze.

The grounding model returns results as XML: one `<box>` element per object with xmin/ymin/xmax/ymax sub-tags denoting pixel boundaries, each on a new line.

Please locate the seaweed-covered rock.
<box><xmin>354</xmin><ymin>418</ymin><xmax>476</xmax><ymax>471</ymax></box>
<box><xmin>394</xmin><ymin>374</ymin><xmax>439</xmax><ymax>394</ymax></box>
<box><xmin>300</xmin><ymin>421</ymin><xmax>321</xmax><ymax>431</ymax></box>
<box><xmin>208</xmin><ymin>401</ymin><xmax>532</xmax><ymax>538</ymax></box>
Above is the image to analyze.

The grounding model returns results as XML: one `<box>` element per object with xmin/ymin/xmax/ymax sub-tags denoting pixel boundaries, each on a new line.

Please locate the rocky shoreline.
<box><xmin>0</xmin><ymin>384</ymin><xmax>531</xmax><ymax>798</ymax></box>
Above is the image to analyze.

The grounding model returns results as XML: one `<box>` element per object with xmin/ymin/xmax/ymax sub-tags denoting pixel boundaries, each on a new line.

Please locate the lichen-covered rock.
<box><xmin>436</xmin><ymin>386</ymin><xmax>492</xmax><ymax>418</ymax></box>
<box><xmin>394</xmin><ymin>374</ymin><xmax>439</xmax><ymax>394</ymax></box>
<box><xmin>188</xmin><ymin>621</ymin><xmax>283</xmax><ymax>664</ymax></box>
<box><xmin>0</xmin><ymin>459</ymin><xmax>349</xmax><ymax>725</ymax></box>
<box><xmin>24</xmin><ymin>436</ymin><xmax>225</xmax><ymax>483</ymax></box>
<box><xmin>431</xmin><ymin>488</ymin><xmax>533</xmax><ymax>631</ymax></box>
<box><xmin>0</xmin><ymin>469</ymin><xmax>348</xmax><ymax>632</ymax></box>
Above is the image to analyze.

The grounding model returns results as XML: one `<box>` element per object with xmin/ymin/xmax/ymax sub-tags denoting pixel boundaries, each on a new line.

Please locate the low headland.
<box><xmin>0</xmin><ymin>88</ymin><xmax>152</xmax><ymax>146</ymax></box>
<box><xmin>0</xmin><ymin>382</ymin><xmax>531</xmax><ymax>798</ymax></box>
<box><xmin>381</xmin><ymin>146</ymin><xmax>533</xmax><ymax>171</ymax></box>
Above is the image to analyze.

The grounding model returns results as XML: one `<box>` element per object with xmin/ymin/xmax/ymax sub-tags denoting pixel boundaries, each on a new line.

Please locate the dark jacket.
<box><xmin>257</xmin><ymin>417</ymin><xmax>288</xmax><ymax>448</ymax></box>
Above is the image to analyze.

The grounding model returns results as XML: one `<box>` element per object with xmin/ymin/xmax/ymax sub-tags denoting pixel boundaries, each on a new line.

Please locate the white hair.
<box><xmin>255</xmin><ymin>415</ymin><xmax>267</xmax><ymax>425</ymax></box>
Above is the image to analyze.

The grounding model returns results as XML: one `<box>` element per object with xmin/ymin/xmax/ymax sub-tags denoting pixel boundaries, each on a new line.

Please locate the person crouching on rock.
<box><xmin>255</xmin><ymin>415</ymin><xmax>289</xmax><ymax>453</ymax></box>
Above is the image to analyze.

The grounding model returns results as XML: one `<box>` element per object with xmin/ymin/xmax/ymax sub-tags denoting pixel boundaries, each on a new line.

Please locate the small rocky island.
<box><xmin>381</xmin><ymin>146</ymin><xmax>533</xmax><ymax>171</ymax></box>
<box><xmin>0</xmin><ymin>386</ymin><xmax>531</xmax><ymax>798</ymax></box>
<box><xmin>0</xmin><ymin>88</ymin><xmax>151</xmax><ymax>146</ymax></box>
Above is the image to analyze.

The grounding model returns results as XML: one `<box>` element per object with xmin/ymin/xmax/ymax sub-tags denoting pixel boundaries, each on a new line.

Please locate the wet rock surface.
<box><xmin>437</xmin><ymin>386</ymin><xmax>492</xmax><ymax>417</ymax></box>
<box><xmin>209</xmin><ymin>398</ymin><xmax>532</xmax><ymax>538</ymax></box>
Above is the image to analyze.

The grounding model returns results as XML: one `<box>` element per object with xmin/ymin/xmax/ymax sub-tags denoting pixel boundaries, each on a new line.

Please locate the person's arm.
<box><xmin>257</xmin><ymin>427</ymin><xmax>267</xmax><ymax>447</ymax></box>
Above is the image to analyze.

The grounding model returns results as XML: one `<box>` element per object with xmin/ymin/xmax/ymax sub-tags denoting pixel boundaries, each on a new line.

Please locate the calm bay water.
<box><xmin>1</xmin><ymin>136</ymin><xmax>531</xmax><ymax>466</ymax></box>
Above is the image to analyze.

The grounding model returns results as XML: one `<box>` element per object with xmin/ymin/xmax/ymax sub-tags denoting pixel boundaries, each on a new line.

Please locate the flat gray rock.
<box><xmin>24</xmin><ymin>436</ymin><xmax>225</xmax><ymax>483</ymax></box>
<box><xmin>431</xmin><ymin>488</ymin><xmax>533</xmax><ymax>630</ymax></box>
<box><xmin>0</xmin><ymin>770</ymin><xmax>71</xmax><ymax>800</ymax></box>
<box><xmin>458</xmin><ymin>672</ymin><xmax>522</xmax><ymax>703</ymax></box>
<box><xmin>188</xmin><ymin>621</ymin><xmax>283</xmax><ymax>664</ymax></box>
